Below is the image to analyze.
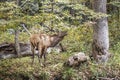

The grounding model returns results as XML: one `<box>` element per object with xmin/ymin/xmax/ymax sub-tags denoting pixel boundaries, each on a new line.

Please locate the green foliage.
<box><xmin>0</xmin><ymin>2</ymin><xmax>21</xmax><ymax>29</ymax></box>
<box><xmin>62</xmin><ymin>68</ymin><xmax>75</xmax><ymax>80</ymax></box>
<box><xmin>0</xmin><ymin>32</ymin><xmax>14</xmax><ymax>43</ymax></box>
<box><xmin>88</xmin><ymin>64</ymin><xmax>108</xmax><ymax>79</ymax></box>
<box><xmin>0</xmin><ymin>0</ymin><xmax>109</xmax><ymax>32</ymax></box>
<box><xmin>62</xmin><ymin>24</ymin><xmax>93</xmax><ymax>53</ymax></box>
<box><xmin>0</xmin><ymin>31</ymin><xmax>29</xmax><ymax>43</ymax></box>
<box><xmin>109</xmin><ymin>14</ymin><xmax>120</xmax><ymax>52</ymax></box>
<box><xmin>109</xmin><ymin>1</ymin><xmax>120</xmax><ymax>7</ymax></box>
<box><xmin>38</xmin><ymin>72</ymin><xmax>50</xmax><ymax>80</ymax></box>
<box><xmin>112</xmin><ymin>42</ymin><xmax>120</xmax><ymax>53</ymax></box>
<box><xmin>20</xmin><ymin>0</ymin><xmax>39</xmax><ymax>15</ymax></box>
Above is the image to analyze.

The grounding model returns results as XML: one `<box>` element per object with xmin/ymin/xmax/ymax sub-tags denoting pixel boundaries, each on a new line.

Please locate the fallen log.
<box><xmin>0</xmin><ymin>51</ymin><xmax>33</xmax><ymax>59</ymax></box>
<box><xmin>0</xmin><ymin>42</ymin><xmax>33</xmax><ymax>59</ymax></box>
<box><xmin>0</xmin><ymin>42</ymin><xmax>66</xmax><ymax>59</ymax></box>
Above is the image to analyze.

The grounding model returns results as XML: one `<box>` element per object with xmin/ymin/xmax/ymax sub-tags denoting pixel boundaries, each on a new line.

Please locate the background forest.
<box><xmin>0</xmin><ymin>0</ymin><xmax>120</xmax><ymax>80</ymax></box>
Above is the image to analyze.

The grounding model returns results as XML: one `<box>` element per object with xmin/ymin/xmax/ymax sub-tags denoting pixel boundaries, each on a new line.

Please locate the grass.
<box><xmin>0</xmin><ymin>51</ymin><xmax>120</xmax><ymax>80</ymax></box>
<box><xmin>0</xmin><ymin>52</ymin><xmax>70</xmax><ymax>80</ymax></box>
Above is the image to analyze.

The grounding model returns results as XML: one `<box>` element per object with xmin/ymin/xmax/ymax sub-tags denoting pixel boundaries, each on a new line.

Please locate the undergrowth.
<box><xmin>0</xmin><ymin>51</ymin><xmax>120</xmax><ymax>80</ymax></box>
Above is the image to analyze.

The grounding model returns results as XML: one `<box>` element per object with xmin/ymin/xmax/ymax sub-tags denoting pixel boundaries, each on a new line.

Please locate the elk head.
<box><xmin>49</xmin><ymin>31</ymin><xmax>67</xmax><ymax>47</ymax></box>
<box><xmin>58</xmin><ymin>31</ymin><xmax>67</xmax><ymax>38</ymax></box>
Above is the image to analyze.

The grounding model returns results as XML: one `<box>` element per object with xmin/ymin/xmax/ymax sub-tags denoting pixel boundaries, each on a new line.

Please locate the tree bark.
<box><xmin>15</xmin><ymin>29</ymin><xmax>20</xmax><ymax>56</ymax></box>
<box><xmin>92</xmin><ymin>0</ymin><xmax>110</xmax><ymax>63</ymax></box>
<box><xmin>14</xmin><ymin>0</ymin><xmax>22</xmax><ymax>56</ymax></box>
<box><xmin>17</xmin><ymin>0</ymin><xmax>21</xmax><ymax>6</ymax></box>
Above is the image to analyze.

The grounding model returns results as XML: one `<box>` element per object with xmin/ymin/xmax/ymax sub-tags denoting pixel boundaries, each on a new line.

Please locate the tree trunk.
<box><xmin>51</xmin><ymin>0</ymin><xmax>54</xmax><ymax>27</ymax></box>
<box><xmin>17</xmin><ymin>0</ymin><xmax>21</xmax><ymax>6</ymax></box>
<box><xmin>92</xmin><ymin>0</ymin><xmax>110</xmax><ymax>63</ymax></box>
<box><xmin>14</xmin><ymin>0</ymin><xmax>22</xmax><ymax>56</ymax></box>
<box><xmin>15</xmin><ymin>29</ymin><xmax>20</xmax><ymax>56</ymax></box>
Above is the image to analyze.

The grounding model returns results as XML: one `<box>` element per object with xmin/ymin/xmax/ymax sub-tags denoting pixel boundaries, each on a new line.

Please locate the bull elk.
<box><xmin>30</xmin><ymin>31</ymin><xmax>67</xmax><ymax>66</ymax></box>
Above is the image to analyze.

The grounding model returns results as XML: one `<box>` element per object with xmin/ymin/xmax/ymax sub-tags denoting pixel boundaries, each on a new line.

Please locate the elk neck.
<box><xmin>49</xmin><ymin>35</ymin><xmax>65</xmax><ymax>47</ymax></box>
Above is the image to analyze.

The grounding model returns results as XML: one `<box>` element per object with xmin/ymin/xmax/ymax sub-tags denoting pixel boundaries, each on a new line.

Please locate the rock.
<box><xmin>46</xmin><ymin>43</ymin><xmax>66</xmax><ymax>54</ymax></box>
<box><xmin>47</xmin><ymin>47</ymin><xmax>62</xmax><ymax>54</ymax></box>
<box><xmin>64</xmin><ymin>52</ymin><xmax>89</xmax><ymax>67</ymax></box>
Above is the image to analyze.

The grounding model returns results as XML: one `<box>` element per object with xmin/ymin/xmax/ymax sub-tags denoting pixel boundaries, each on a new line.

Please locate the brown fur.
<box><xmin>30</xmin><ymin>31</ymin><xmax>67</xmax><ymax>66</ymax></box>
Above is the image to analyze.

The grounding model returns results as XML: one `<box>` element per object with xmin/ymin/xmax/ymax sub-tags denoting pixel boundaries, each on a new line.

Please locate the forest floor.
<box><xmin>0</xmin><ymin>51</ymin><xmax>120</xmax><ymax>80</ymax></box>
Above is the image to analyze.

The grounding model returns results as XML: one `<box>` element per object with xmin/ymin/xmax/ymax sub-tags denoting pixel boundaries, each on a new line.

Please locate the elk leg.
<box><xmin>31</xmin><ymin>46</ymin><xmax>35</xmax><ymax>65</ymax></box>
<box><xmin>38</xmin><ymin>47</ymin><xmax>42</xmax><ymax>63</ymax></box>
<box><xmin>43</xmin><ymin>47</ymin><xmax>47</xmax><ymax>67</ymax></box>
<box><xmin>38</xmin><ymin>53</ymin><xmax>41</xmax><ymax>63</ymax></box>
<box><xmin>43</xmin><ymin>54</ymin><xmax>46</xmax><ymax>67</ymax></box>
<box><xmin>38</xmin><ymin>46</ymin><xmax>45</xmax><ymax>67</ymax></box>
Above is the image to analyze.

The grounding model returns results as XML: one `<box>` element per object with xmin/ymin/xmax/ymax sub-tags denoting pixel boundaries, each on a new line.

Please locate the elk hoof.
<box><xmin>43</xmin><ymin>63</ymin><xmax>46</xmax><ymax>67</ymax></box>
